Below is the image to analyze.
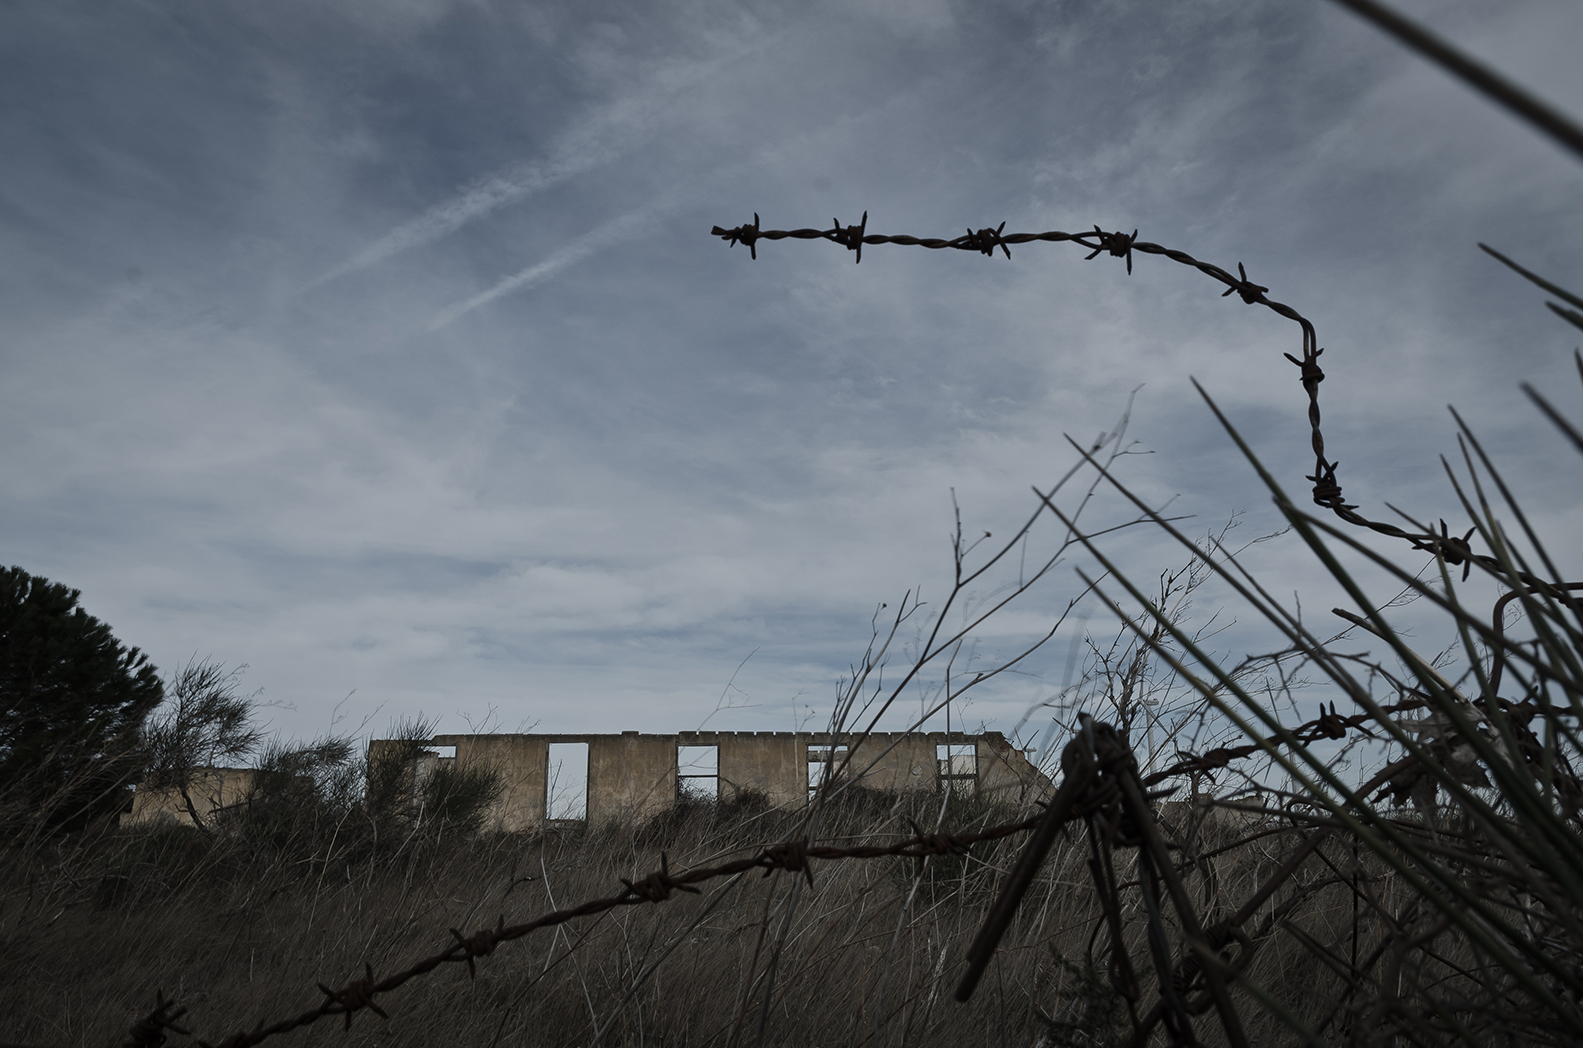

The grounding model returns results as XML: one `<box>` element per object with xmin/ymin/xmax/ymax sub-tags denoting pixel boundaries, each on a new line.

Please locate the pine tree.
<box><xmin>0</xmin><ymin>566</ymin><xmax>163</xmax><ymax>828</ymax></box>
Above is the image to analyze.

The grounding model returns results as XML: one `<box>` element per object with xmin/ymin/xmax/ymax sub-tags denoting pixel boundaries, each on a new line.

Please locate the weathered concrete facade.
<box><xmin>713</xmin><ymin>732</ymin><xmax>805</xmax><ymax>807</ymax></box>
<box><xmin>588</xmin><ymin>733</ymin><xmax>677</xmax><ymax>824</ymax></box>
<box><xmin>435</xmin><ymin>734</ymin><xmax>548</xmax><ymax>833</ymax></box>
<box><xmin>121</xmin><ymin>767</ymin><xmax>254</xmax><ymax>827</ymax></box>
<box><xmin>379</xmin><ymin>730</ymin><xmax>1052</xmax><ymax>833</ymax></box>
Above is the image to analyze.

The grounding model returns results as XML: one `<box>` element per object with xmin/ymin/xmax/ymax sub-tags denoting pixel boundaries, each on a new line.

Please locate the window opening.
<box><xmin>411</xmin><ymin>744</ymin><xmax>455</xmax><ymax>791</ymax></box>
<box><xmin>808</xmin><ymin>744</ymin><xmax>848</xmax><ymax>801</ymax></box>
<box><xmin>678</xmin><ymin>745</ymin><xmax>718</xmax><ymax>801</ymax></box>
<box><xmin>546</xmin><ymin>742</ymin><xmax>588</xmax><ymax>821</ymax></box>
<box><xmin>938</xmin><ymin>744</ymin><xmax>976</xmax><ymax>794</ymax></box>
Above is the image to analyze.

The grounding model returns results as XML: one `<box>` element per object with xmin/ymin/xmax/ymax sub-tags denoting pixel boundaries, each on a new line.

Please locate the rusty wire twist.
<box><xmin>620</xmin><ymin>851</ymin><xmax>699</xmax><ymax>903</ymax></box>
<box><xmin>450</xmin><ymin>917</ymin><xmax>506</xmax><ymax>978</ymax></box>
<box><xmin>315</xmin><ymin>963</ymin><xmax>386</xmax><ymax>1031</ymax></box>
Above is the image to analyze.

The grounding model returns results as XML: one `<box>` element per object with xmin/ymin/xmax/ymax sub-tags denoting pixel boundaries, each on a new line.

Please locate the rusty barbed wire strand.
<box><xmin>709</xmin><ymin>214</ymin><xmax>1567</xmax><ymax>593</ymax></box>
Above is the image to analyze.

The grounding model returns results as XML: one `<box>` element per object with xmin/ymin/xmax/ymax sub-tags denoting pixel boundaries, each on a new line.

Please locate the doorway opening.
<box><xmin>546</xmin><ymin>742</ymin><xmax>588</xmax><ymax>821</ymax></box>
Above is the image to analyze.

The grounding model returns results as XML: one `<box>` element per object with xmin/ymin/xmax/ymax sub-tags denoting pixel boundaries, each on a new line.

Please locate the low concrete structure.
<box><xmin>372</xmin><ymin>730</ymin><xmax>1052</xmax><ymax>833</ymax></box>
<box><xmin>121</xmin><ymin>767</ymin><xmax>254</xmax><ymax>828</ymax></box>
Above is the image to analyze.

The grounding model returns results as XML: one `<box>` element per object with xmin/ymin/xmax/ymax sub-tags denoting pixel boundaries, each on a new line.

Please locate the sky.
<box><xmin>3</xmin><ymin>0</ymin><xmax>1581</xmax><ymax>752</ymax></box>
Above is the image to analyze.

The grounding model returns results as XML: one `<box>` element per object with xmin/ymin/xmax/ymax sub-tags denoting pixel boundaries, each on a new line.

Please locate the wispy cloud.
<box><xmin>421</xmin><ymin>105</ymin><xmax>896</xmax><ymax>332</ymax></box>
<box><xmin>314</xmin><ymin>154</ymin><xmax>617</xmax><ymax>287</ymax></box>
<box><xmin>313</xmin><ymin>52</ymin><xmax>751</xmax><ymax>288</ymax></box>
<box><xmin>13</xmin><ymin>0</ymin><xmax>1580</xmax><ymax>742</ymax></box>
<box><xmin>425</xmin><ymin>188</ymin><xmax>689</xmax><ymax>331</ymax></box>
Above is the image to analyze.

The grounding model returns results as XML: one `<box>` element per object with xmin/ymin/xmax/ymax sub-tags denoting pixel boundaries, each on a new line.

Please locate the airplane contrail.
<box><xmin>314</xmin><ymin>150</ymin><xmax>618</xmax><ymax>287</ymax></box>
<box><xmin>312</xmin><ymin>51</ymin><xmax>754</xmax><ymax>289</ymax></box>
<box><xmin>420</xmin><ymin>108</ymin><xmax>886</xmax><ymax>332</ymax></box>
<box><xmin>425</xmin><ymin>198</ymin><xmax>681</xmax><ymax>332</ymax></box>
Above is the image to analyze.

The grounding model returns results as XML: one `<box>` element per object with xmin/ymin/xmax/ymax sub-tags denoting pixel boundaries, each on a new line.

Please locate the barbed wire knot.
<box><xmin>1312</xmin><ymin>702</ymin><xmax>1349</xmax><ymax>740</ymax></box>
<box><xmin>760</xmin><ymin>839</ymin><xmax>815</xmax><ymax>887</ymax></box>
<box><xmin>1084</xmin><ymin>227</ymin><xmax>1137</xmax><ymax>274</ymax></box>
<box><xmin>451</xmin><ymin>916</ymin><xmax>506</xmax><ymax>977</ymax></box>
<box><xmin>831</xmin><ymin>212</ymin><xmax>868</xmax><ymax>262</ymax></box>
<box><xmin>1307</xmin><ymin>460</ymin><xmax>1353</xmax><ymax>509</ymax></box>
<box><xmin>622</xmin><ymin>852</ymin><xmax>699</xmax><ymax>903</ymax></box>
<box><xmin>1284</xmin><ymin>347</ymin><xmax>1326</xmax><ymax>387</ymax></box>
<box><xmin>709</xmin><ymin>213</ymin><xmax>762</xmax><ymax>259</ymax></box>
<box><xmin>317</xmin><ymin>963</ymin><xmax>387</xmax><ymax>1030</ymax></box>
<box><xmin>968</xmin><ymin>222</ymin><xmax>1010</xmax><ymax>259</ymax></box>
<box><xmin>1222</xmin><ymin>262</ymin><xmax>1269</xmax><ymax>304</ymax></box>
<box><xmin>1424</xmin><ymin>520</ymin><xmax>1477</xmax><ymax>581</ymax></box>
<box><xmin>126</xmin><ymin>991</ymin><xmax>189</xmax><ymax>1048</ymax></box>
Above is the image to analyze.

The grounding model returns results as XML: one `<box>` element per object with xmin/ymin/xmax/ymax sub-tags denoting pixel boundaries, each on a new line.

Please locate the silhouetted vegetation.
<box><xmin>0</xmin><ymin>566</ymin><xmax>162</xmax><ymax>831</ymax></box>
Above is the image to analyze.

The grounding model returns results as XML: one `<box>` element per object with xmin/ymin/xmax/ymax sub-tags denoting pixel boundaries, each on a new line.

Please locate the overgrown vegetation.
<box><xmin>0</xmin><ymin>779</ymin><xmax>1293</xmax><ymax>1048</ymax></box>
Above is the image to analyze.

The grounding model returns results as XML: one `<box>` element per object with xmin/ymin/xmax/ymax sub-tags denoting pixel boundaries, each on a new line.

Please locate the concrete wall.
<box><xmin>435</xmin><ymin>734</ymin><xmax>546</xmax><ymax>833</ymax></box>
<box><xmin>849</xmin><ymin>733</ymin><xmax>937</xmax><ymax>792</ymax></box>
<box><xmin>587</xmin><ymin>733</ymin><xmax>676</xmax><ymax>825</ymax></box>
<box><xmin>715</xmin><ymin>732</ymin><xmax>804</xmax><ymax>807</ymax></box>
<box><xmin>976</xmin><ymin>733</ymin><xmax>1051</xmax><ymax>804</ymax></box>
<box><xmin>122</xmin><ymin>767</ymin><xmax>254</xmax><ymax>828</ymax></box>
<box><xmin>361</xmin><ymin>730</ymin><xmax>1055</xmax><ymax>831</ymax></box>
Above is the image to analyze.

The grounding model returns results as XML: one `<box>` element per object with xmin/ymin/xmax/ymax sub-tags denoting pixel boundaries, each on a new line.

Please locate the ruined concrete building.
<box><xmin>374</xmin><ymin>730</ymin><xmax>1053</xmax><ymax>833</ymax></box>
<box><xmin>120</xmin><ymin>730</ymin><xmax>1053</xmax><ymax>833</ymax></box>
<box><xmin>121</xmin><ymin>766</ymin><xmax>253</xmax><ymax>827</ymax></box>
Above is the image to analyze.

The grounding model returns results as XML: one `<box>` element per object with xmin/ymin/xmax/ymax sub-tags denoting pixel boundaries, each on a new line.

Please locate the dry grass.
<box><xmin>2</xmin><ymin>780</ymin><xmax>1429</xmax><ymax>1048</ymax></box>
<box><xmin>0</xmin><ymin>791</ymin><xmax>1028</xmax><ymax>1047</ymax></box>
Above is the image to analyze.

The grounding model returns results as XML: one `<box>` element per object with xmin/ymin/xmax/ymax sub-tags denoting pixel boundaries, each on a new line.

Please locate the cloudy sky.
<box><xmin>3</xmin><ymin>0</ymin><xmax>1581</xmax><ymax>749</ymax></box>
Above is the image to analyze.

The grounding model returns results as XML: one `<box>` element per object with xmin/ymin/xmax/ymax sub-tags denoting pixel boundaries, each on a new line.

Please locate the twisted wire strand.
<box><xmin>709</xmin><ymin>215</ymin><xmax>1543</xmax><ymax>589</ymax></box>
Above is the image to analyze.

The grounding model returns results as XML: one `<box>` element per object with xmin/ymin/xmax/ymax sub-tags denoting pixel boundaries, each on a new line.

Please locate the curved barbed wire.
<box><xmin>709</xmin><ymin>214</ymin><xmax>1568</xmax><ymax>595</ymax></box>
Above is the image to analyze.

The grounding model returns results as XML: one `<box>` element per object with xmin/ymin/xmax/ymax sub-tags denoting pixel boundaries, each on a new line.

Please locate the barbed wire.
<box><xmin>956</xmin><ymin>716</ymin><xmax>1342</xmax><ymax>1045</ymax></box>
<box><xmin>708</xmin><ymin>214</ymin><xmax>1562</xmax><ymax>592</ymax></box>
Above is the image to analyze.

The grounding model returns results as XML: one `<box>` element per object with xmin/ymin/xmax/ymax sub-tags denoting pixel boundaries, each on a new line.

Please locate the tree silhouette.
<box><xmin>0</xmin><ymin>565</ymin><xmax>162</xmax><ymax>828</ymax></box>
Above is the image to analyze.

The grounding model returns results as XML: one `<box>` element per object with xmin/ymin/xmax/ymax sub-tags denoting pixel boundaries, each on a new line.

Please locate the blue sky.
<box><xmin>3</xmin><ymin>0</ymin><xmax>1581</xmax><ymax>748</ymax></box>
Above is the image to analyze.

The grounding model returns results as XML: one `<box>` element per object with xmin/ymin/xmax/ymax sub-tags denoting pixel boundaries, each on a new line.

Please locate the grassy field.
<box><xmin>6</xmin><ymin>779</ymin><xmax>1417</xmax><ymax>1048</ymax></box>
